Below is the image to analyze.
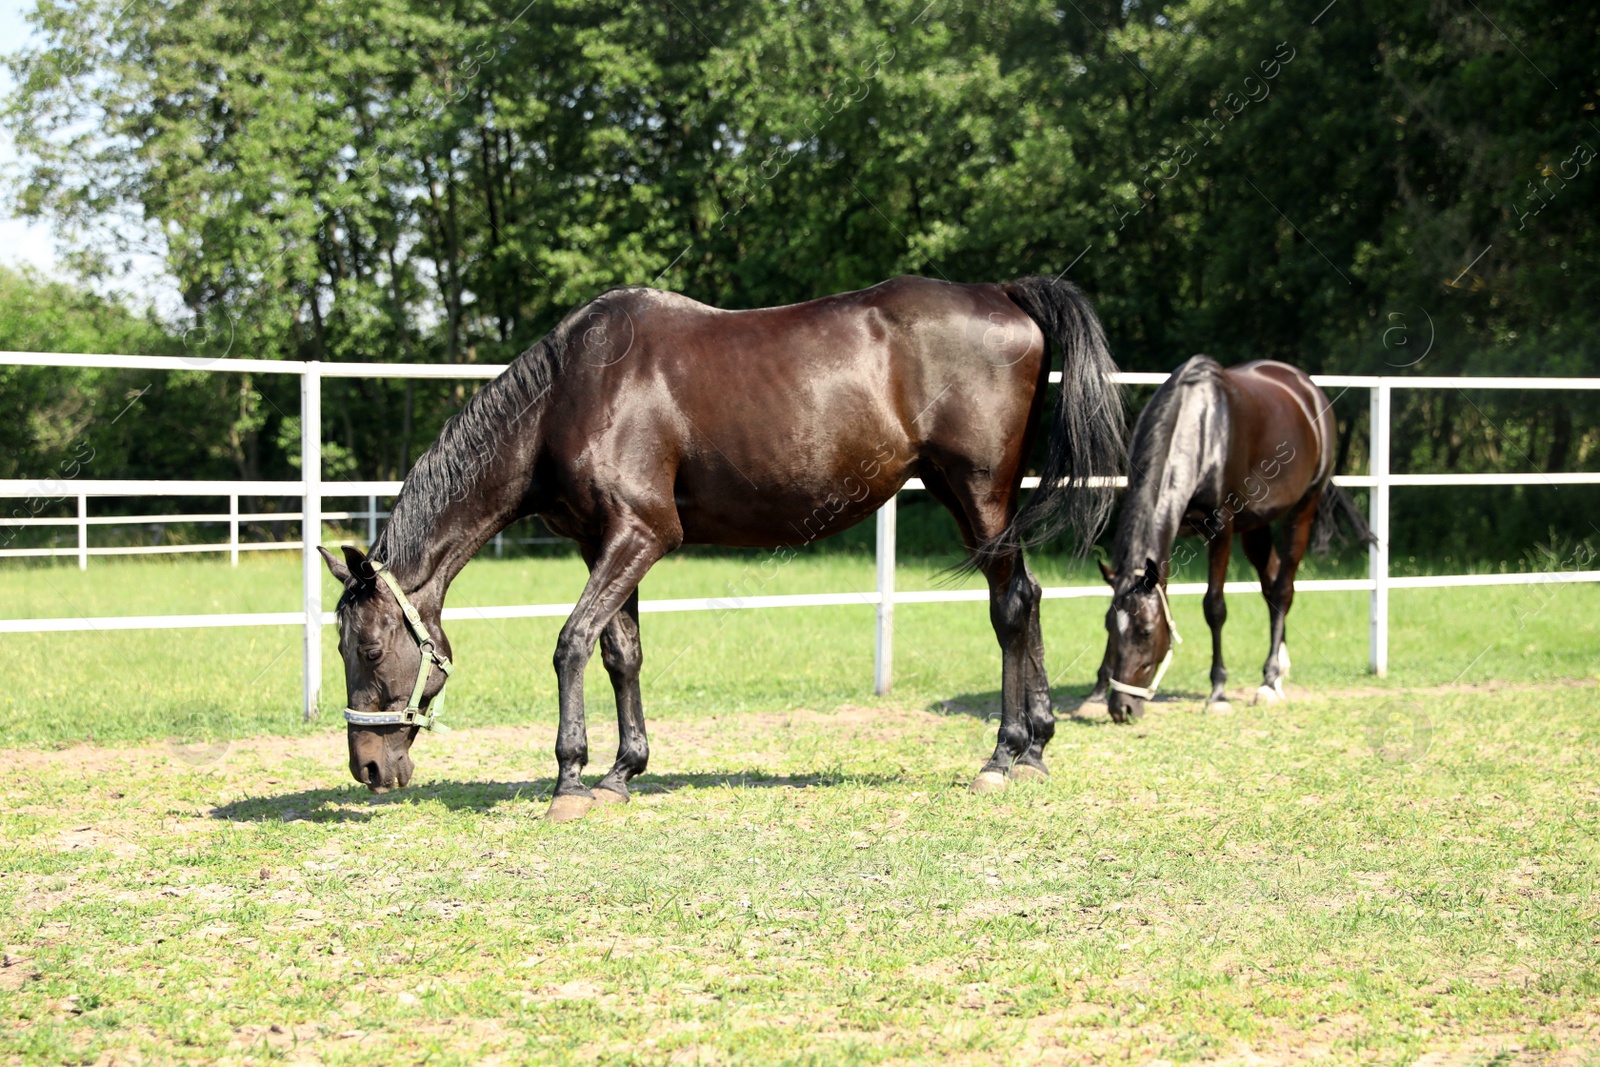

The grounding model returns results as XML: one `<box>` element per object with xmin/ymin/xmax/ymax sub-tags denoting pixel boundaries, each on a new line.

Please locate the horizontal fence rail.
<box><xmin>4</xmin><ymin>351</ymin><xmax>1600</xmax><ymax>716</ymax></box>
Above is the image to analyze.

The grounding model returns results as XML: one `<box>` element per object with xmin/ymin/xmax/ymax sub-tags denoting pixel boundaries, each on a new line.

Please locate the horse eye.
<box><xmin>363</xmin><ymin>646</ymin><xmax>383</xmax><ymax>663</ymax></box>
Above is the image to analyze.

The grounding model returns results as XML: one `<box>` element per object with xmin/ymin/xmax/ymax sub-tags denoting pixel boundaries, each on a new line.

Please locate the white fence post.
<box><xmin>366</xmin><ymin>493</ymin><xmax>377</xmax><ymax>545</ymax></box>
<box><xmin>302</xmin><ymin>364</ymin><xmax>323</xmax><ymax>720</ymax></box>
<box><xmin>229</xmin><ymin>493</ymin><xmax>239</xmax><ymax>566</ymax></box>
<box><xmin>1369</xmin><ymin>381</ymin><xmax>1391</xmax><ymax>676</ymax></box>
<box><xmin>76</xmin><ymin>494</ymin><xmax>87</xmax><ymax>570</ymax></box>
<box><xmin>874</xmin><ymin>495</ymin><xmax>896</xmax><ymax>694</ymax></box>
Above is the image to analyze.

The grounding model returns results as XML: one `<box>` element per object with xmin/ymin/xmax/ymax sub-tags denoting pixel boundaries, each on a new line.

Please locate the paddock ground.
<box><xmin>2</xmin><ymin>557</ymin><xmax>1597</xmax><ymax>1064</ymax></box>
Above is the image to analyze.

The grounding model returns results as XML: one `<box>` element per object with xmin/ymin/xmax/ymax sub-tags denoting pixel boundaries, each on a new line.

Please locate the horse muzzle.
<box><xmin>351</xmin><ymin>751</ymin><xmax>414</xmax><ymax>793</ymax></box>
<box><xmin>347</xmin><ymin>725</ymin><xmax>416</xmax><ymax>794</ymax></box>
<box><xmin>1108</xmin><ymin>690</ymin><xmax>1146</xmax><ymax>724</ymax></box>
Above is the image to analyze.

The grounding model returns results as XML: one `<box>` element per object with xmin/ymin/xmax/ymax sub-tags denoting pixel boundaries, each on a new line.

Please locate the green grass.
<box><xmin>0</xmin><ymin>553</ymin><xmax>1596</xmax><ymax>747</ymax></box>
<box><xmin>2</xmin><ymin>688</ymin><xmax>1598</xmax><ymax>1063</ymax></box>
<box><xmin>2</xmin><ymin>556</ymin><xmax>1598</xmax><ymax>1062</ymax></box>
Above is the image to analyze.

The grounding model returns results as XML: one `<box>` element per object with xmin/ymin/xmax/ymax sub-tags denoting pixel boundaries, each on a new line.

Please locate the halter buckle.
<box><xmin>341</xmin><ymin>559</ymin><xmax>453</xmax><ymax>732</ymax></box>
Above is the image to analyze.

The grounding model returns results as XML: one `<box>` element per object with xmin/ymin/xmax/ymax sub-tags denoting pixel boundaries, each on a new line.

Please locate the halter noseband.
<box><xmin>343</xmin><ymin>560</ymin><xmax>454</xmax><ymax>732</ymax></box>
<box><xmin>1106</xmin><ymin>572</ymin><xmax>1182</xmax><ymax>702</ymax></box>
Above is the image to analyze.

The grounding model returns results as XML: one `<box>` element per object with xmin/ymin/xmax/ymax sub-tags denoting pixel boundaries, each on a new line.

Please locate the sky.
<box><xmin>0</xmin><ymin>0</ymin><xmax>183</xmax><ymax>318</ymax></box>
<box><xmin>0</xmin><ymin>0</ymin><xmax>61</xmax><ymax>275</ymax></box>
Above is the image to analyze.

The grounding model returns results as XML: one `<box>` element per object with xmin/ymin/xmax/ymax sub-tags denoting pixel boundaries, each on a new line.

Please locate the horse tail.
<box><xmin>988</xmin><ymin>275</ymin><xmax>1126</xmax><ymax>560</ymax></box>
<box><xmin>1311</xmin><ymin>482</ymin><xmax>1376</xmax><ymax>554</ymax></box>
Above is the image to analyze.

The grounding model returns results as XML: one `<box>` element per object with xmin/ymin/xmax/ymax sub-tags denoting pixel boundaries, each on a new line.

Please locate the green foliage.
<box><xmin>0</xmin><ymin>265</ymin><xmax>175</xmax><ymax>483</ymax></box>
<box><xmin>3</xmin><ymin>0</ymin><xmax>1599</xmax><ymax>558</ymax></box>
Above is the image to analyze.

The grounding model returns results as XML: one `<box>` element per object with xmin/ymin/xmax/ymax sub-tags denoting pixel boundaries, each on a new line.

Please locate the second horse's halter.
<box><xmin>1106</xmin><ymin>572</ymin><xmax>1182</xmax><ymax>702</ymax></box>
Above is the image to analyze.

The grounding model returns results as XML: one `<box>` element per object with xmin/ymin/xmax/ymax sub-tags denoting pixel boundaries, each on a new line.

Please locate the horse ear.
<box><xmin>341</xmin><ymin>543</ymin><xmax>377</xmax><ymax>581</ymax></box>
<box><xmin>318</xmin><ymin>545</ymin><xmax>351</xmax><ymax>584</ymax></box>
<box><xmin>1141</xmin><ymin>558</ymin><xmax>1162</xmax><ymax>591</ymax></box>
<box><xmin>1098</xmin><ymin>559</ymin><xmax>1116</xmax><ymax>586</ymax></box>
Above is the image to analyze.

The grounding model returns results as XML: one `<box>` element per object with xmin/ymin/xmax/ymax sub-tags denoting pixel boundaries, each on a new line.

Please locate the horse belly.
<box><xmin>673</xmin><ymin>450</ymin><xmax>905</xmax><ymax>549</ymax></box>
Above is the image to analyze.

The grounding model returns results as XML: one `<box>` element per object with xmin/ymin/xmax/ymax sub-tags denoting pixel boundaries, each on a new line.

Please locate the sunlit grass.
<box><xmin>0</xmin><ymin>684</ymin><xmax>1596</xmax><ymax>1064</ymax></box>
<box><xmin>1</xmin><ymin>553</ymin><xmax>1596</xmax><ymax>749</ymax></box>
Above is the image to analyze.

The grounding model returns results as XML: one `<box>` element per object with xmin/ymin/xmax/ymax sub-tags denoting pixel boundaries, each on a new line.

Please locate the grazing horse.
<box><xmin>1084</xmin><ymin>355</ymin><xmax>1371</xmax><ymax>723</ymax></box>
<box><xmin>318</xmin><ymin>275</ymin><xmax>1125</xmax><ymax>820</ymax></box>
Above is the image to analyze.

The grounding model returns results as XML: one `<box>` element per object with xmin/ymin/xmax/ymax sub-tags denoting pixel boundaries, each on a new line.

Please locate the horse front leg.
<box><xmin>1203</xmin><ymin>529</ymin><xmax>1233</xmax><ymax>712</ymax></box>
<box><xmin>593</xmin><ymin>590</ymin><xmax>648</xmax><ymax>805</ymax></box>
<box><xmin>548</xmin><ymin>526</ymin><xmax>666</xmax><ymax>823</ymax></box>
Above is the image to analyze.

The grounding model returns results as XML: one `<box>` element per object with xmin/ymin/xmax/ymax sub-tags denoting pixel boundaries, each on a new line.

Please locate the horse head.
<box><xmin>1099</xmin><ymin>557</ymin><xmax>1177</xmax><ymax>723</ymax></box>
<box><xmin>319</xmin><ymin>544</ymin><xmax>453</xmax><ymax>793</ymax></box>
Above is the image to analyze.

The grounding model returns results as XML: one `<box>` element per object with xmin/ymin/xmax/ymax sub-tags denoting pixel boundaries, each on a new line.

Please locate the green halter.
<box><xmin>343</xmin><ymin>560</ymin><xmax>454</xmax><ymax>732</ymax></box>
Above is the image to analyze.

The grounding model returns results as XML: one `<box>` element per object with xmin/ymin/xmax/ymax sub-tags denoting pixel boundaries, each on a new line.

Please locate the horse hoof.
<box><xmin>1010</xmin><ymin>763</ymin><xmax>1048</xmax><ymax>783</ymax></box>
<box><xmin>969</xmin><ymin>771</ymin><xmax>1009</xmax><ymax>794</ymax></box>
<box><xmin>1078</xmin><ymin>693</ymin><xmax>1107</xmax><ymax>710</ymax></box>
<box><xmin>544</xmin><ymin>794</ymin><xmax>594</xmax><ymax>823</ymax></box>
<box><xmin>592</xmin><ymin>786</ymin><xmax>628</xmax><ymax>806</ymax></box>
<box><xmin>1253</xmin><ymin>685</ymin><xmax>1283</xmax><ymax>707</ymax></box>
<box><xmin>1206</xmin><ymin>700</ymin><xmax>1235</xmax><ymax>715</ymax></box>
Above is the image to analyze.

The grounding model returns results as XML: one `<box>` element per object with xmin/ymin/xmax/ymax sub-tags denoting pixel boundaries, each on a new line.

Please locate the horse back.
<box><xmin>1215</xmin><ymin>361</ymin><xmax>1336</xmax><ymax>523</ymax></box>
<box><xmin>534</xmin><ymin>278</ymin><xmax>1046</xmax><ymax>549</ymax></box>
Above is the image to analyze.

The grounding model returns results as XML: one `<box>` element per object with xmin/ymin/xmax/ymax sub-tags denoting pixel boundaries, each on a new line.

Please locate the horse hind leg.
<box><xmin>1260</xmin><ymin>506</ymin><xmax>1314</xmax><ymax>702</ymax></box>
<box><xmin>1010</xmin><ymin>560</ymin><xmax>1054</xmax><ymax>782</ymax></box>
<box><xmin>923</xmin><ymin>468</ymin><xmax>1049</xmax><ymax>791</ymax></box>
<box><xmin>968</xmin><ymin>553</ymin><xmax>1044</xmax><ymax>792</ymax></box>
<box><xmin>1240</xmin><ymin>526</ymin><xmax>1285</xmax><ymax>707</ymax></box>
<box><xmin>1247</xmin><ymin>508</ymin><xmax>1312</xmax><ymax>707</ymax></box>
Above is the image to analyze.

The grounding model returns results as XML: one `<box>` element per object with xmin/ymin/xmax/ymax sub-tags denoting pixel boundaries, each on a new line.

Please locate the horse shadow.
<box><xmin>209</xmin><ymin>768</ymin><xmax>900</xmax><ymax>824</ymax></box>
<box><xmin>929</xmin><ymin>687</ymin><xmax>1206</xmax><ymax>727</ymax></box>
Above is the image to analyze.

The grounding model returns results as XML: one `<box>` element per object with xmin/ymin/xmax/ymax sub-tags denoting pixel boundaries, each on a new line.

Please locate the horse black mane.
<box><xmin>1112</xmin><ymin>354</ymin><xmax>1226</xmax><ymax>574</ymax></box>
<box><xmin>372</xmin><ymin>325</ymin><xmax>573</xmax><ymax>574</ymax></box>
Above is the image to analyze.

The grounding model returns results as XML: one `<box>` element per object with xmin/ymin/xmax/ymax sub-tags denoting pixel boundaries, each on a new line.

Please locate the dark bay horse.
<box><xmin>318</xmin><ymin>275</ymin><xmax>1124</xmax><ymax>820</ymax></box>
<box><xmin>1085</xmin><ymin>355</ymin><xmax>1371</xmax><ymax>723</ymax></box>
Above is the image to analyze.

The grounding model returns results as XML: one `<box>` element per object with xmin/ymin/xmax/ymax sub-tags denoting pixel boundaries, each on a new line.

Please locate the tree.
<box><xmin>5</xmin><ymin>0</ymin><xmax>1597</xmax><ymax>559</ymax></box>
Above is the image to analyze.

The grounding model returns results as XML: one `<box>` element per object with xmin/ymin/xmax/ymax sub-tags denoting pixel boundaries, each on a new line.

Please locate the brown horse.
<box><xmin>1084</xmin><ymin>356</ymin><xmax>1371</xmax><ymax>723</ymax></box>
<box><xmin>318</xmin><ymin>275</ymin><xmax>1125</xmax><ymax>820</ymax></box>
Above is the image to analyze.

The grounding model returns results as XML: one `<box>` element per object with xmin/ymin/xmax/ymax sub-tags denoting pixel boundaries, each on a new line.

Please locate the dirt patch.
<box><xmin>957</xmin><ymin>894</ymin><xmax>1072</xmax><ymax>924</ymax></box>
<box><xmin>0</xmin><ymin>952</ymin><xmax>38</xmax><ymax>991</ymax></box>
<box><xmin>0</xmin><ymin>703</ymin><xmax>948</xmax><ymax>796</ymax></box>
<box><xmin>55</xmin><ymin>824</ymin><xmax>143</xmax><ymax>858</ymax></box>
<box><xmin>1053</xmin><ymin>676</ymin><xmax>1600</xmax><ymax>723</ymax></box>
<box><xmin>1014</xmin><ymin>1009</ymin><xmax>1600</xmax><ymax>1067</ymax></box>
<box><xmin>1306</xmin><ymin>676</ymin><xmax>1600</xmax><ymax>702</ymax></box>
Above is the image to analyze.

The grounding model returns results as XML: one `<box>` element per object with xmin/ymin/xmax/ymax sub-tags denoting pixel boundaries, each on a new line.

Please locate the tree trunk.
<box><xmin>399</xmin><ymin>379</ymin><xmax>414</xmax><ymax>477</ymax></box>
<box><xmin>1547</xmin><ymin>402</ymin><xmax>1572</xmax><ymax>472</ymax></box>
<box><xmin>479</xmin><ymin>114</ymin><xmax>510</xmax><ymax>345</ymax></box>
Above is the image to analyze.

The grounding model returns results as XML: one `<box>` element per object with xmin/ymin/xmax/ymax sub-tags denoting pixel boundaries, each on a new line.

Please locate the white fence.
<box><xmin>0</xmin><ymin>495</ymin><xmax>555</xmax><ymax>564</ymax></box>
<box><xmin>3</xmin><ymin>350</ymin><xmax>1599</xmax><ymax>719</ymax></box>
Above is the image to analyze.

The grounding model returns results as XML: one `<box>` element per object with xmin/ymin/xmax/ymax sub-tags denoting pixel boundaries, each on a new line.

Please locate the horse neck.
<box><xmin>375</xmin><ymin>443</ymin><xmax>534</xmax><ymax>614</ymax></box>
<box><xmin>1117</xmin><ymin>387</ymin><xmax>1208</xmax><ymax>580</ymax></box>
